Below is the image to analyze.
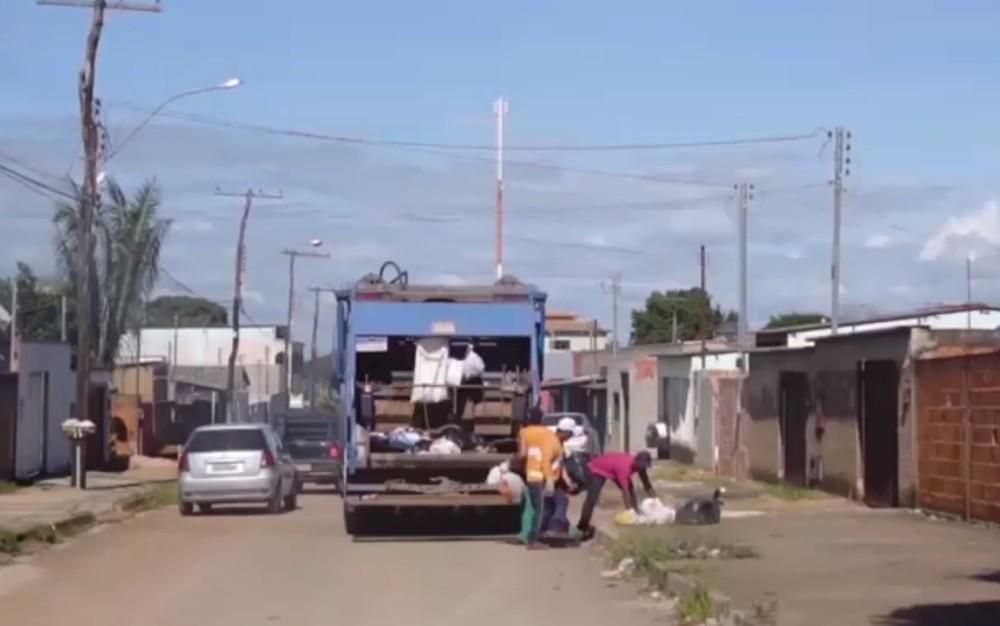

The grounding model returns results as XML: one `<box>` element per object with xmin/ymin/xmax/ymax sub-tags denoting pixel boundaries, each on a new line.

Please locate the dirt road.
<box><xmin>0</xmin><ymin>494</ymin><xmax>666</xmax><ymax>626</ymax></box>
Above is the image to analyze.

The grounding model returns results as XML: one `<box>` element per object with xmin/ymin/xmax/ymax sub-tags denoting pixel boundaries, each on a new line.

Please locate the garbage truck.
<box><xmin>335</xmin><ymin>262</ymin><xmax>545</xmax><ymax>534</ymax></box>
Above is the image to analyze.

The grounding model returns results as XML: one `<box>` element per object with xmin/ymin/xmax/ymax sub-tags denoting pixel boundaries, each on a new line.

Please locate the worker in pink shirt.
<box><xmin>576</xmin><ymin>450</ymin><xmax>656</xmax><ymax>540</ymax></box>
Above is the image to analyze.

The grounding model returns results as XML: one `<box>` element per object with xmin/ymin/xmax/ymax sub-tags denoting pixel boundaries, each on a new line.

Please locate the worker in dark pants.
<box><xmin>517</xmin><ymin>407</ymin><xmax>570</xmax><ymax>548</ymax></box>
<box><xmin>576</xmin><ymin>450</ymin><xmax>656</xmax><ymax>540</ymax></box>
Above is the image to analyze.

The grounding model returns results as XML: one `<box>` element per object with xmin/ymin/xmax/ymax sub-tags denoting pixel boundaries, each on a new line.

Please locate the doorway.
<box><xmin>859</xmin><ymin>359</ymin><xmax>899</xmax><ymax>507</ymax></box>
<box><xmin>779</xmin><ymin>371</ymin><xmax>809</xmax><ymax>486</ymax></box>
<box><xmin>620</xmin><ymin>372</ymin><xmax>630</xmax><ymax>451</ymax></box>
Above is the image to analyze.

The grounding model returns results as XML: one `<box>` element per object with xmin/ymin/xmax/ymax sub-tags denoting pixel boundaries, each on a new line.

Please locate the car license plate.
<box><xmin>295</xmin><ymin>463</ymin><xmax>312</xmax><ymax>472</ymax></box>
<box><xmin>210</xmin><ymin>462</ymin><xmax>239</xmax><ymax>473</ymax></box>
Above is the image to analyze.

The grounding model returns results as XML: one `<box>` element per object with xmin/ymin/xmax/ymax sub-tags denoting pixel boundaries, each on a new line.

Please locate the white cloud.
<box><xmin>889</xmin><ymin>284</ymin><xmax>913</xmax><ymax>296</ymax></box>
<box><xmin>920</xmin><ymin>200</ymin><xmax>1000</xmax><ymax>261</ymax></box>
<box><xmin>865</xmin><ymin>233</ymin><xmax>894</xmax><ymax>249</ymax></box>
<box><xmin>243</xmin><ymin>289</ymin><xmax>264</xmax><ymax>304</ymax></box>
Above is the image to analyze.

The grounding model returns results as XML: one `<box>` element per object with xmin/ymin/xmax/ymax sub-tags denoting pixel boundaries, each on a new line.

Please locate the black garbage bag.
<box><xmin>673</xmin><ymin>488</ymin><xmax>725</xmax><ymax>525</ymax></box>
<box><xmin>562</xmin><ymin>452</ymin><xmax>591</xmax><ymax>495</ymax></box>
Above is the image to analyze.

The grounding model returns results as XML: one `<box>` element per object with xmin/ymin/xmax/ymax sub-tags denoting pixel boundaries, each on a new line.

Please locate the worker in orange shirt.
<box><xmin>517</xmin><ymin>407</ymin><xmax>572</xmax><ymax>548</ymax></box>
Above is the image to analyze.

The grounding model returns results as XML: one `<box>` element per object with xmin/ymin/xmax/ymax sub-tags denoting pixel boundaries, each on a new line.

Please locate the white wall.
<box><xmin>787</xmin><ymin>310</ymin><xmax>1000</xmax><ymax>347</ymax></box>
<box><xmin>544</xmin><ymin>333</ymin><xmax>608</xmax><ymax>352</ymax></box>
<box><xmin>658</xmin><ymin>352</ymin><xmax>742</xmax><ymax>455</ymax></box>
<box><xmin>119</xmin><ymin>327</ymin><xmax>287</xmax><ymax>404</ymax></box>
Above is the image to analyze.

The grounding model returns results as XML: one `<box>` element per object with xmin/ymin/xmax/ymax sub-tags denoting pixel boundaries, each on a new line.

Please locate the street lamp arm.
<box><xmin>102</xmin><ymin>80</ymin><xmax>241</xmax><ymax>164</ymax></box>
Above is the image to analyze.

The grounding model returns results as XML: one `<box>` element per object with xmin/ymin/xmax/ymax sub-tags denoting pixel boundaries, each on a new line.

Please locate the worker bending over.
<box><xmin>576</xmin><ymin>450</ymin><xmax>656</xmax><ymax>540</ymax></box>
<box><xmin>517</xmin><ymin>407</ymin><xmax>571</xmax><ymax>548</ymax></box>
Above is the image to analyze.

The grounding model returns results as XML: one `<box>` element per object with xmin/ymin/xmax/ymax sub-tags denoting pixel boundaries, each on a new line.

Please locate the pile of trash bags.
<box><xmin>614</xmin><ymin>488</ymin><xmax>726</xmax><ymax>527</ymax></box>
<box><xmin>486</xmin><ymin>459</ymin><xmax>526</xmax><ymax>504</ymax></box>
<box><xmin>370</xmin><ymin>424</ymin><xmax>510</xmax><ymax>456</ymax></box>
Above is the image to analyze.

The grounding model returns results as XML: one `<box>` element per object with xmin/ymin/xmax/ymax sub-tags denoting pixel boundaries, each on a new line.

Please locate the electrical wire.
<box><xmin>108</xmin><ymin>102</ymin><xmax>827</xmax><ymax>152</ymax></box>
<box><xmin>0</xmin><ymin>162</ymin><xmax>76</xmax><ymax>202</ymax></box>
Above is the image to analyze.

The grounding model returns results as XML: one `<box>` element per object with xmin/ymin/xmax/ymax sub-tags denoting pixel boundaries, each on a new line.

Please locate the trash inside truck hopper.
<box><xmin>335</xmin><ymin>263</ymin><xmax>546</xmax><ymax>534</ymax></box>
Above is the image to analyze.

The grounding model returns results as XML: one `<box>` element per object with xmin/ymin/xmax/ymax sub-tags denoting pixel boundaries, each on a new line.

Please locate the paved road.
<box><xmin>0</xmin><ymin>494</ymin><xmax>668</xmax><ymax>626</ymax></box>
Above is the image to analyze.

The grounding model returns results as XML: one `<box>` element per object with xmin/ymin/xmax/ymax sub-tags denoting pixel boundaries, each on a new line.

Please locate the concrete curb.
<box><xmin>591</xmin><ymin>519</ymin><xmax>756</xmax><ymax>624</ymax></box>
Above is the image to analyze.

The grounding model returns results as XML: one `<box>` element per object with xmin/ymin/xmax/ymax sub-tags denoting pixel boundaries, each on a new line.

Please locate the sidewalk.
<box><xmin>584</xmin><ymin>464</ymin><xmax>1000</xmax><ymax>626</ymax></box>
<box><xmin>0</xmin><ymin>466</ymin><xmax>176</xmax><ymax>537</ymax></box>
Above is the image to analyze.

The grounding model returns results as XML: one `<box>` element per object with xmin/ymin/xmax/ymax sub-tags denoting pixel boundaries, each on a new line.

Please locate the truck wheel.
<box><xmin>343</xmin><ymin>505</ymin><xmax>362</xmax><ymax>535</ymax></box>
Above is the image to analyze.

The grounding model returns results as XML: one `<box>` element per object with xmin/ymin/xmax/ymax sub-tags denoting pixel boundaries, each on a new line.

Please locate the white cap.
<box><xmin>556</xmin><ymin>417</ymin><xmax>577</xmax><ymax>433</ymax></box>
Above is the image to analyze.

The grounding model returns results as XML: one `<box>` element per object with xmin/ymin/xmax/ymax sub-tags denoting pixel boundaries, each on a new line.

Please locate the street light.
<box><xmin>103</xmin><ymin>77</ymin><xmax>242</xmax><ymax>164</ymax></box>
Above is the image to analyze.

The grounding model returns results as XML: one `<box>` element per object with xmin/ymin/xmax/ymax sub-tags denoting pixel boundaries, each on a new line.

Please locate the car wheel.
<box><xmin>179</xmin><ymin>501</ymin><xmax>194</xmax><ymax>517</ymax></box>
<box><xmin>197</xmin><ymin>503</ymin><xmax>213</xmax><ymax>515</ymax></box>
<box><xmin>284</xmin><ymin>485</ymin><xmax>298</xmax><ymax>511</ymax></box>
<box><xmin>267</xmin><ymin>484</ymin><xmax>284</xmax><ymax>514</ymax></box>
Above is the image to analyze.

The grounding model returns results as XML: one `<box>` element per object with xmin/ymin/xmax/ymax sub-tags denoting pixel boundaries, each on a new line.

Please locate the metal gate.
<box><xmin>0</xmin><ymin>374</ymin><xmax>17</xmax><ymax>480</ymax></box>
<box><xmin>15</xmin><ymin>372</ymin><xmax>46</xmax><ymax>480</ymax></box>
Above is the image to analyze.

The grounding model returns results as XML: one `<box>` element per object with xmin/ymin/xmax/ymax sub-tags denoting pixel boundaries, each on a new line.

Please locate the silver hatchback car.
<box><xmin>178</xmin><ymin>424</ymin><xmax>299</xmax><ymax>515</ymax></box>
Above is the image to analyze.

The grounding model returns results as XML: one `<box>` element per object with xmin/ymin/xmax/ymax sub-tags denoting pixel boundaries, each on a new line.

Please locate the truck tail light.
<box><xmin>328</xmin><ymin>444</ymin><xmax>340</xmax><ymax>459</ymax></box>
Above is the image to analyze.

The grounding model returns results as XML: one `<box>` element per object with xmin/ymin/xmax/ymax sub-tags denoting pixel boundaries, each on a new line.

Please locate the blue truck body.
<box><xmin>334</xmin><ymin>271</ymin><xmax>546</xmax><ymax>533</ymax></box>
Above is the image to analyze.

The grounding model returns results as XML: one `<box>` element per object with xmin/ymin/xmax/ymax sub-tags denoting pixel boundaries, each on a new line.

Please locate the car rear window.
<box><xmin>186</xmin><ymin>429</ymin><xmax>267</xmax><ymax>453</ymax></box>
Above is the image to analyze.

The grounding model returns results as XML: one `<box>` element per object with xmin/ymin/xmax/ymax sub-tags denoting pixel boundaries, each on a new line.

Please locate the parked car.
<box><xmin>178</xmin><ymin>424</ymin><xmax>298</xmax><ymax>515</ymax></box>
<box><xmin>542</xmin><ymin>412</ymin><xmax>602</xmax><ymax>457</ymax></box>
<box><xmin>277</xmin><ymin>409</ymin><xmax>342</xmax><ymax>493</ymax></box>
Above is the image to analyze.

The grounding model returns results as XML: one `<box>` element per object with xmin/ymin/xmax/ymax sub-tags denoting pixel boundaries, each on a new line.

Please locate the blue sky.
<box><xmin>4</xmin><ymin>1</ymin><xmax>1000</xmax><ymax>349</ymax></box>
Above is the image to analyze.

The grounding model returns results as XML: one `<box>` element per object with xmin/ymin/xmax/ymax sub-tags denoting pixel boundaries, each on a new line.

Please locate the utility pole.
<box><xmin>699</xmin><ymin>244</ymin><xmax>707</xmax><ymax>369</ymax></box>
<box><xmin>38</xmin><ymin>0</ymin><xmax>161</xmax><ymax>426</ymax></box>
<box><xmin>307</xmin><ymin>287</ymin><xmax>337</xmax><ymax>410</ymax></box>
<box><xmin>216</xmin><ymin>188</ymin><xmax>281</xmax><ymax>421</ymax></box>
<box><xmin>735</xmin><ymin>182</ymin><xmax>753</xmax><ymax>360</ymax></box>
<box><xmin>281</xmin><ymin>249</ymin><xmax>330</xmax><ymax>400</ymax></box>
<box><xmin>607</xmin><ymin>272</ymin><xmax>622</xmax><ymax>357</ymax></box>
<box><xmin>60</xmin><ymin>294</ymin><xmax>67</xmax><ymax>342</ymax></box>
<box><xmin>494</xmin><ymin>97</ymin><xmax>509</xmax><ymax>281</ymax></box>
<box><xmin>830</xmin><ymin>127</ymin><xmax>851</xmax><ymax>335</ymax></box>
<box><xmin>967</xmin><ymin>254</ymin><xmax>974</xmax><ymax>330</ymax></box>
<box><xmin>9</xmin><ymin>270</ymin><xmax>17</xmax><ymax>372</ymax></box>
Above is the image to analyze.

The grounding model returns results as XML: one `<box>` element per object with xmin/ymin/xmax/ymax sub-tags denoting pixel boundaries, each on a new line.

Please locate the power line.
<box><xmin>107</xmin><ymin>102</ymin><xmax>826</xmax><ymax>152</ymax></box>
<box><xmin>0</xmin><ymin>162</ymin><xmax>76</xmax><ymax>202</ymax></box>
<box><xmin>106</xmin><ymin>103</ymin><xmax>807</xmax><ymax>188</ymax></box>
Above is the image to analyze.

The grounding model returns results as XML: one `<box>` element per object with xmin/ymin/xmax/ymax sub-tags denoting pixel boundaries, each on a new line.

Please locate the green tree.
<box><xmin>763</xmin><ymin>312</ymin><xmax>828</xmax><ymax>330</ymax></box>
<box><xmin>0</xmin><ymin>262</ymin><xmax>67</xmax><ymax>342</ymax></box>
<box><xmin>630</xmin><ymin>287</ymin><xmax>737</xmax><ymax>345</ymax></box>
<box><xmin>53</xmin><ymin>178</ymin><xmax>171</xmax><ymax>366</ymax></box>
<box><xmin>145</xmin><ymin>295</ymin><xmax>227</xmax><ymax>327</ymax></box>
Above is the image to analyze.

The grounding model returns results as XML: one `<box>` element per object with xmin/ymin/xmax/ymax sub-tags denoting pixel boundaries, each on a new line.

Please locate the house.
<box><xmin>756</xmin><ymin>303</ymin><xmax>1000</xmax><ymax>348</ymax></box>
<box><xmin>118</xmin><ymin>325</ymin><xmax>303</xmax><ymax>415</ymax></box>
<box><xmin>0</xmin><ymin>341</ymin><xmax>74</xmax><ymax>481</ymax></box>
<box><xmin>545</xmin><ymin>311</ymin><xmax>608</xmax><ymax>353</ymax></box>
<box><xmin>744</xmin><ymin>324</ymin><xmax>1000</xmax><ymax>515</ymax></box>
<box><xmin>601</xmin><ymin>339</ymin><xmax>734</xmax><ymax>453</ymax></box>
<box><xmin>111</xmin><ymin>360</ymin><xmax>249</xmax><ymax>456</ymax></box>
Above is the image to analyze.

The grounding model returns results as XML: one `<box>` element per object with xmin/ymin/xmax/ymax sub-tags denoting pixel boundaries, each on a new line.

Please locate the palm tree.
<box><xmin>53</xmin><ymin>178</ymin><xmax>171</xmax><ymax>367</ymax></box>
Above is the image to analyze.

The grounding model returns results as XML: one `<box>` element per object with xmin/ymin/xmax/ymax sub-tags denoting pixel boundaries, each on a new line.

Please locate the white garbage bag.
<box><xmin>635</xmin><ymin>498</ymin><xmax>676</xmax><ymax>525</ymax></box>
<box><xmin>461</xmin><ymin>345</ymin><xmax>486</xmax><ymax>380</ymax></box>
<box><xmin>411</xmin><ymin>338</ymin><xmax>450</xmax><ymax>403</ymax></box>
<box><xmin>428</xmin><ymin>437</ymin><xmax>462</xmax><ymax>455</ymax></box>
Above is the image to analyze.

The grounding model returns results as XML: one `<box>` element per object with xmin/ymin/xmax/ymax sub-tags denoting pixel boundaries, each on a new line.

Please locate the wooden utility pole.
<box><xmin>37</xmin><ymin>0</ymin><xmax>161</xmax><ymax>425</ymax></box>
<box><xmin>216</xmin><ymin>188</ymin><xmax>281</xmax><ymax>421</ymax></box>
<box><xmin>280</xmin><ymin>249</ymin><xmax>329</xmax><ymax>399</ymax></box>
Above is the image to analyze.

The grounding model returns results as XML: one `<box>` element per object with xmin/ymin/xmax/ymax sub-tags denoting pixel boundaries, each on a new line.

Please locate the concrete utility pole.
<box><xmin>216</xmin><ymin>188</ymin><xmax>281</xmax><ymax>421</ymax></box>
<box><xmin>281</xmin><ymin>249</ymin><xmax>329</xmax><ymax>399</ymax></box>
<box><xmin>699</xmin><ymin>244</ymin><xmax>707</xmax><ymax>369</ymax></box>
<box><xmin>307</xmin><ymin>287</ymin><xmax>337</xmax><ymax>410</ymax></box>
<box><xmin>9</xmin><ymin>270</ymin><xmax>17</xmax><ymax>372</ymax></box>
<box><xmin>605</xmin><ymin>272</ymin><xmax>622</xmax><ymax>357</ymax></box>
<box><xmin>494</xmin><ymin>97</ymin><xmax>509</xmax><ymax>281</ymax></box>
<box><xmin>830</xmin><ymin>127</ymin><xmax>851</xmax><ymax>335</ymax></box>
<box><xmin>38</xmin><ymin>0</ymin><xmax>161</xmax><ymax>426</ymax></box>
<box><xmin>735</xmin><ymin>182</ymin><xmax>753</xmax><ymax>358</ymax></box>
<box><xmin>60</xmin><ymin>294</ymin><xmax>67</xmax><ymax>342</ymax></box>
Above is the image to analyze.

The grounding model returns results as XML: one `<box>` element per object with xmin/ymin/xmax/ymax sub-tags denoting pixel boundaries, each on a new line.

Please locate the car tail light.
<box><xmin>328</xmin><ymin>444</ymin><xmax>340</xmax><ymax>459</ymax></box>
<box><xmin>260</xmin><ymin>449</ymin><xmax>276</xmax><ymax>469</ymax></box>
<box><xmin>178</xmin><ymin>452</ymin><xmax>189</xmax><ymax>473</ymax></box>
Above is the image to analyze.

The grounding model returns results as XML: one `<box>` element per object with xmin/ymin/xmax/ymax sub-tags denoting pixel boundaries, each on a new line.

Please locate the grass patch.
<box><xmin>677</xmin><ymin>586</ymin><xmax>714</xmax><ymax>625</ymax></box>
<box><xmin>762</xmin><ymin>483</ymin><xmax>816</xmax><ymax>501</ymax></box>
<box><xmin>0</xmin><ymin>481</ymin><xmax>21</xmax><ymax>495</ymax></box>
<box><xmin>123</xmin><ymin>482</ymin><xmax>178</xmax><ymax>512</ymax></box>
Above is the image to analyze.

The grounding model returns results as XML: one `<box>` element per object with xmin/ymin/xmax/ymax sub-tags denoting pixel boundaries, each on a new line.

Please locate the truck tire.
<box><xmin>343</xmin><ymin>504</ymin><xmax>363</xmax><ymax>535</ymax></box>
